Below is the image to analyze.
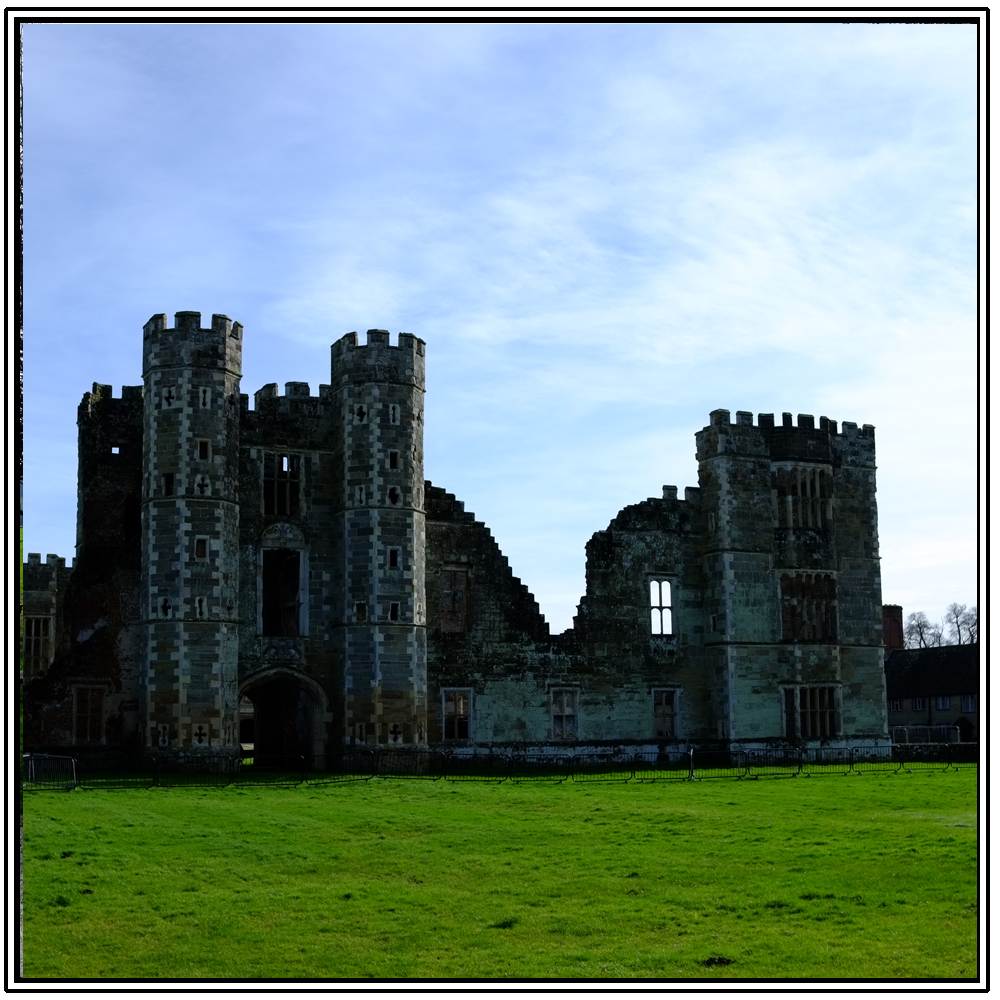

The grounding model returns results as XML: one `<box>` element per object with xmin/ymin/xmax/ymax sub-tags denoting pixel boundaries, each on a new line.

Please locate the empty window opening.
<box><xmin>388</xmin><ymin>548</ymin><xmax>400</xmax><ymax>569</ymax></box>
<box><xmin>389</xmin><ymin>602</ymin><xmax>400</xmax><ymax>622</ymax></box>
<box><xmin>262</xmin><ymin>548</ymin><xmax>300</xmax><ymax>636</ymax></box>
<box><xmin>23</xmin><ymin>617</ymin><xmax>52</xmax><ymax>680</ymax></box>
<box><xmin>196</xmin><ymin>596</ymin><xmax>206</xmax><ymax>619</ymax></box>
<box><xmin>355</xmin><ymin>602</ymin><xmax>368</xmax><ymax>622</ymax></box>
<box><xmin>263</xmin><ymin>453</ymin><xmax>300</xmax><ymax>516</ymax></box>
<box><xmin>198</xmin><ymin>440</ymin><xmax>210</xmax><ymax>460</ymax></box>
<box><xmin>653</xmin><ymin>689</ymin><xmax>676</xmax><ymax>738</ymax></box>
<box><xmin>388</xmin><ymin>450</ymin><xmax>399</xmax><ymax>470</ymax></box>
<box><xmin>74</xmin><ymin>687</ymin><xmax>104</xmax><ymax>745</ymax></box>
<box><xmin>650</xmin><ymin>580</ymin><xmax>672</xmax><ymax>635</ymax></box>
<box><xmin>389</xmin><ymin>404</ymin><xmax>399</xmax><ymax>425</ymax></box>
<box><xmin>163</xmin><ymin>387</ymin><xmax>176</xmax><ymax>407</ymax></box>
<box><xmin>355</xmin><ymin>485</ymin><xmax>366</xmax><ymax>505</ymax></box>
<box><xmin>195</xmin><ymin>476</ymin><xmax>210</xmax><ymax>496</ymax></box>
<box><xmin>780</xmin><ymin>573</ymin><xmax>836</xmax><ymax>642</ymax></box>
<box><xmin>200</xmin><ymin>388</ymin><xmax>210</xmax><ymax>408</ymax></box>
<box><xmin>783</xmin><ymin>686</ymin><xmax>839</xmax><ymax>739</ymax></box>
<box><xmin>443</xmin><ymin>689</ymin><xmax>472</xmax><ymax>740</ymax></box>
<box><xmin>194</xmin><ymin>538</ymin><xmax>208</xmax><ymax>560</ymax></box>
<box><xmin>163</xmin><ymin>473</ymin><xmax>175</xmax><ymax>497</ymax></box>
<box><xmin>159</xmin><ymin>597</ymin><xmax>172</xmax><ymax>618</ymax></box>
<box><xmin>355</xmin><ymin>404</ymin><xmax>367</xmax><ymax>424</ymax></box>
<box><xmin>388</xmin><ymin>487</ymin><xmax>400</xmax><ymax>505</ymax></box>
<box><xmin>551</xmin><ymin>689</ymin><xmax>579</xmax><ymax>740</ymax></box>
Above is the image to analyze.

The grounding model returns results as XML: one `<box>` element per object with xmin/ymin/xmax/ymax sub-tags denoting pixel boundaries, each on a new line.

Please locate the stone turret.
<box><xmin>331</xmin><ymin>330</ymin><xmax>427</xmax><ymax>746</ymax></box>
<box><xmin>141</xmin><ymin>312</ymin><xmax>242</xmax><ymax>750</ymax></box>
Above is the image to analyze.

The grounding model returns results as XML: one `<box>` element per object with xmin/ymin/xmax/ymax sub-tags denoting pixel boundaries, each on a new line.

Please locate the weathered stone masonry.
<box><xmin>23</xmin><ymin>313</ymin><xmax>888</xmax><ymax>753</ymax></box>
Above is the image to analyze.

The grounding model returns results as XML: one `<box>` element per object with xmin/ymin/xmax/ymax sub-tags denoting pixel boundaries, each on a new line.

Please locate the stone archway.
<box><xmin>240</xmin><ymin>669</ymin><xmax>326</xmax><ymax>762</ymax></box>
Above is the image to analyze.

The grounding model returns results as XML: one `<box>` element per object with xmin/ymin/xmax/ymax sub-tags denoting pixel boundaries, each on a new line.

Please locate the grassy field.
<box><xmin>21</xmin><ymin>770</ymin><xmax>978</xmax><ymax>981</ymax></box>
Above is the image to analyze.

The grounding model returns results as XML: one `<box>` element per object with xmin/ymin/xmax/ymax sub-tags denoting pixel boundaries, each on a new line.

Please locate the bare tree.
<box><xmin>943</xmin><ymin>603</ymin><xmax>978</xmax><ymax>645</ymax></box>
<box><xmin>904</xmin><ymin>611</ymin><xmax>943</xmax><ymax>649</ymax></box>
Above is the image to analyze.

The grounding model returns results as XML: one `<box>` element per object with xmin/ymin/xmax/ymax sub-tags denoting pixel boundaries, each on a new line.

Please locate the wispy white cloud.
<box><xmin>22</xmin><ymin>21</ymin><xmax>978</xmax><ymax>631</ymax></box>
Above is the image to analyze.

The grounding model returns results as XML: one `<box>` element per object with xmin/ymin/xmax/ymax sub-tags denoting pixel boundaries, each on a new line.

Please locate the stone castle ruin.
<box><xmin>22</xmin><ymin>312</ymin><xmax>888</xmax><ymax>754</ymax></box>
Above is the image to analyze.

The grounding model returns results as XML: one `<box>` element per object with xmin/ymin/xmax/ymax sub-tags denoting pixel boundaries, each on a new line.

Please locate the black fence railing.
<box><xmin>21</xmin><ymin>743</ymin><xmax>978</xmax><ymax>792</ymax></box>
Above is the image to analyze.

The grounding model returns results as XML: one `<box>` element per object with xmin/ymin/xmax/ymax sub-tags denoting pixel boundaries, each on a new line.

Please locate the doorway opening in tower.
<box><xmin>262</xmin><ymin>549</ymin><xmax>300</xmax><ymax>636</ymax></box>
<box><xmin>240</xmin><ymin>673</ymin><xmax>323</xmax><ymax>763</ymax></box>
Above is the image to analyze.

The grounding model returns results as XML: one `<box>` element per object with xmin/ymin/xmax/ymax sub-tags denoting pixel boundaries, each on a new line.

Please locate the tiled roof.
<box><xmin>884</xmin><ymin>644</ymin><xmax>979</xmax><ymax>698</ymax></box>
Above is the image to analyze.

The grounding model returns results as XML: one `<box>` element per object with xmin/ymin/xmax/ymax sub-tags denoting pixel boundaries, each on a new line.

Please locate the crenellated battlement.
<box><xmin>79</xmin><ymin>384</ymin><xmax>145</xmax><ymax>431</ymax></box>
<box><xmin>142</xmin><ymin>311</ymin><xmax>242</xmax><ymax>377</ymax></box>
<box><xmin>698</xmin><ymin>408</ymin><xmax>875</xmax><ymax>466</ymax></box>
<box><xmin>331</xmin><ymin>329</ymin><xmax>425</xmax><ymax>390</ymax></box>
<box><xmin>705</xmin><ymin>408</ymin><xmax>874</xmax><ymax>438</ymax></box>
<box><xmin>250</xmin><ymin>382</ymin><xmax>335</xmax><ymax>410</ymax></box>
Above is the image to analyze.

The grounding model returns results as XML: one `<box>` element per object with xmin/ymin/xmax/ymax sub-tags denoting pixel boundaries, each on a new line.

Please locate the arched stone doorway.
<box><xmin>240</xmin><ymin>669</ymin><xmax>326</xmax><ymax>761</ymax></box>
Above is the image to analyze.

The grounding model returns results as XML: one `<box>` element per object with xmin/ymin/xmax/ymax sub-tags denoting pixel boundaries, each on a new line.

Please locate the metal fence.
<box><xmin>22</xmin><ymin>754</ymin><xmax>76</xmax><ymax>791</ymax></box>
<box><xmin>21</xmin><ymin>743</ymin><xmax>977</xmax><ymax>792</ymax></box>
<box><xmin>891</xmin><ymin>726</ymin><xmax>960</xmax><ymax>744</ymax></box>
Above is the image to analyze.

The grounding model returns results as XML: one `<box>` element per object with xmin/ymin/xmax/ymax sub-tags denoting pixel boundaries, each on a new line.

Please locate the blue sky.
<box><xmin>22</xmin><ymin>21</ymin><xmax>979</xmax><ymax>633</ymax></box>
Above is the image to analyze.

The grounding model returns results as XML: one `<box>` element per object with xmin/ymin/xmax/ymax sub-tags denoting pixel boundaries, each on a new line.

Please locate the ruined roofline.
<box><xmin>424</xmin><ymin>481</ymin><xmax>549</xmax><ymax>637</ymax></box>
<box><xmin>709</xmin><ymin>408</ymin><xmax>875</xmax><ymax>437</ymax></box>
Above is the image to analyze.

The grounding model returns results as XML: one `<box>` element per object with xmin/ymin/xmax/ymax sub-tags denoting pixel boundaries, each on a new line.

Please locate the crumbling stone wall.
<box><xmin>25</xmin><ymin>313</ymin><xmax>888</xmax><ymax>754</ymax></box>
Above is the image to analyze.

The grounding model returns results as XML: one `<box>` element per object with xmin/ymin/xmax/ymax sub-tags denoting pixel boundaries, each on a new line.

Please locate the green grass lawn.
<box><xmin>22</xmin><ymin>770</ymin><xmax>978</xmax><ymax>981</ymax></box>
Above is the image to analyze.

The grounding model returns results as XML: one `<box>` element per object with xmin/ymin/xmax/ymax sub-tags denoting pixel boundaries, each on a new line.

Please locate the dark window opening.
<box><xmin>780</xmin><ymin>573</ymin><xmax>836</xmax><ymax>642</ymax></box>
<box><xmin>262</xmin><ymin>548</ymin><xmax>300</xmax><ymax>636</ymax></box>
<box><xmin>389</xmin><ymin>602</ymin><xmax>400</xmax><ymax>622</ymax></box>
<box><xmin>75</xmin><ymin>687</ymin><xmax>104</xmax><ymax>744</ymax></box>
<box><xmin>439</xmin><ymin>570</ymin><xmax>468</xmax><ymax>632</ymax></box>
<box><xmin>389</xmin><ymin>404</ymin><xmax>399</xmax><ymax>425</ymax></box>
<box><xmin>24</xmin><ymin>617</ymin><xmax>51</xmax><ymax>680</ymax></box>
<box><xmin>389</xmin><ymin>450</ymin><xmax>399</xmax><ymax>470</ymax></box>
<box><xmin>443</xmin><ymin>690</ymin><xmax>471</xmax><ymax>740</ymax></box>
<box><xmin>198</xmin><ymin>440</ymin><xmax>210</xmax><ymax>460</ymax></box>
<box><xmin>784</xmin><ymin>686</ymin><xmax>839</xmax><ymax>738</ymax></box>
<box><xmin>551</xmin><ymin>689</ymin><xmax>578</xmax><ymax>740</ymax></box>
<box><xmin>389</xmin><ymin>548</ymin><xmax>400</xmax><ymax>569</ymax></box>
<box><xmin>196</xmin><ymin>476</ymin><xmax>210</xmax><ymax>496</ymax></box>
<box><xmin>388</xmin><ymin>487</ymin><xmax>400</xmax><ymax>505</ymax></box>
<box><xmin>263</xmin><ymin>453</ymin><xmax>300</xmax><ymax>516</ymax></box>
<box><xmin>355</xmin><ymin>404</ymin><xmax>367</xmax><ymax>423</ymax></box>
<box><xmin>200</xmin><ymin>388</ymin><xmax>209</xmax><ymax>408</ymax></box>
<box><xmin>163</xmin><ymin>387</ymin><xmax>175</xmax><ymax>407</ymax></box>
<box><xmin>355</xmin><ymin>602</ymin><xmax>368</xmax><ymax>622</ymax></box>
<box><xmin>653</xmin><ymin>689</ymin><xmax>676</xmax><ymax>737</ymax></box>
<box><xmin>195</xmin><ymin>538</ymin><xmax>208</xmax><ymax>559</ymax></box>
<box><xmin>163</xmin><ymin>473</ymin><xmax>174</xmax><ymax>497</ymax></box>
